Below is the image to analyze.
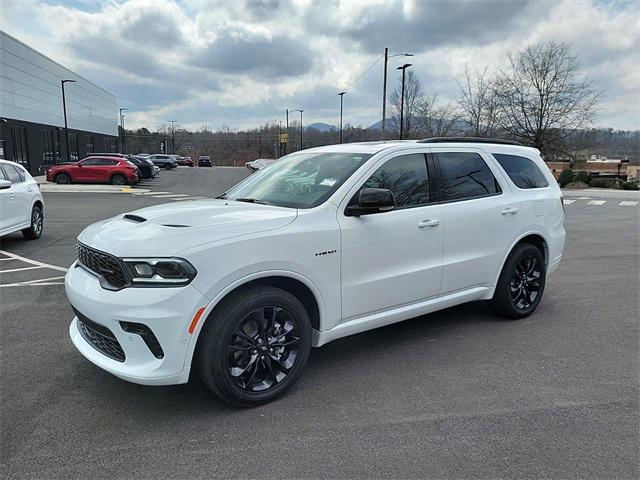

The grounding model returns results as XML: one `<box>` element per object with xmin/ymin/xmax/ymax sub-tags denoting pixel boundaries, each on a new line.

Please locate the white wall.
<box><xmin>0</xmin><ymin>31</ymin><xmax>117</xmax><ymax>136</ymax></box>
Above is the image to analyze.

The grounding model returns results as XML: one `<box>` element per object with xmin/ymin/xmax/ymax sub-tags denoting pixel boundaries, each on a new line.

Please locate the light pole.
<box><xmin>119</xmin><ymin>108</ymin><xmax>128</xmax><ymax>153</ymax></box>
<box><xmin>61</xmin><ymin>79</ymin><xmax>76</xmax><ymax>162</ymax></box>
<box><xmin>293</xmin><ymin>109</ymin><xmax>303</xmax><ymax>150</ymax></box>
<box><xmin>382</xmin><ymin>50</ymin><xmax>413</xmax><ymax>140</ymax></box>
<box><xmin>285</xmin><ymin>109</ymin><xmax>289</xmax><ymax>155</ymax></box>
<box><xmin>396</xmin><ymin>63</ymin><xmax>412</xmax><ymax>140</ymax></box>
<box><xmin>169</xmin><ymin>120</ymin><xmax>177</xmax><ymax>154</ymax></box>
<box><xmin>338</xmin><ymin>92</ymin><xmax>346</xmax><ymax>144</ymax></box>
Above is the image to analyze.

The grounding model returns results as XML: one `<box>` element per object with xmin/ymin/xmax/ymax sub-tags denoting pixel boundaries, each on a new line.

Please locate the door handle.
<box><xmin>9</xmin><ymin>194</ymin><xmax>16</xmax><ymax>199</ymax></box>
<box><xmin>418</xmin><ymin>219</ymin><xmax>439</xmax><ymax>228</ymax></box>
<box><xmin>501</xmin><ymin>207</ymin><xmax>518</xmax><ymax>215</ymax></box>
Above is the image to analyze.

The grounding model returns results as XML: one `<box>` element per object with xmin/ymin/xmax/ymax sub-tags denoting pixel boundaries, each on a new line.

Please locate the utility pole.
<box><xmin>396</xmin><ymin>64</ymin><xmax>412</xmax><ymax>140</ymax></box>
<box><xmin>119</xmin><ymin>108</ymin><xmax>128</xmax><ymax>153</ymax></box>
<box><xmin>294</xmin><ymin>109</ymin><xmax>303</xmax><ymax>150</ymax></box>
<box><xmin>382</xmin><ymin>50</ymin><xmax>413</xmax><ymax>140</ymax></box>
<box><xmin>61</xmin><ymin>79</ymin><xmax>76</xmax><ymax>162</ymax></box>
<box><xmin>338</xmin><ymin>92</ymin><xmax>346</xmax><ymax>144</ymax></box>
<box><xmin>169</xmin><ymin>120</ymin><xmax>177</xmax><ymax>154</ymax></box>
<box><xmin>285</xmin><ymin>109</ymin><xmax>289</xmax><ymax>155</ymax></box>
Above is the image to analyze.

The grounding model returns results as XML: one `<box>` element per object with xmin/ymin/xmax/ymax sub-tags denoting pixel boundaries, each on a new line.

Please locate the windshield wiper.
<box><xmin>234</xmin><ymin>197</ymin><xmax>274</xmax><ymax>205</ymax></box>
<box><xmin>216</xmin><ymin>193</ymin><xmax>228</xmax><ymax>199</ymax></box>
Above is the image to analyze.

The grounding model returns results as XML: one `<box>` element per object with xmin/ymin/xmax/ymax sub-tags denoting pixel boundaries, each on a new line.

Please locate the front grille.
<box><xmin>74</xmin><ymin>308</ymin><xmax>126</xmax><ymax>362</ymax></box>
<box><xmin>76</xmin><ymin>242</ymin><xmax>128</xmax><ymax>289</ymax></box>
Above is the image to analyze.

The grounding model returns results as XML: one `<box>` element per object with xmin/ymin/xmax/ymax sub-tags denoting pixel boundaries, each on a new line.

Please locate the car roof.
<box><xmin>83</xmin><ymin>155</ymin><xmax>125</xmax><ymax>160</ymax></box>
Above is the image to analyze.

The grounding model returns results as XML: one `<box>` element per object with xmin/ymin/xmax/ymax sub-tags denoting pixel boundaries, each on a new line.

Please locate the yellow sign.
<box><xmin>279</xmin><ymin>133</ymin><xmax>288</xmax><ymax>144</ymax></box>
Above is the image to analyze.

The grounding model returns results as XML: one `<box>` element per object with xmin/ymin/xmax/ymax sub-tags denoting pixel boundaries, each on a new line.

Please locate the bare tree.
<box><xmin>389</xmin><ymin>70</ymin><xmax>424</xmax><ymax>139</ymax></box>
<box><xmin>494</xmin><ymin>41</ymin><xmax>599</xmax><ymax>152</ymax></box>
<box><xmin>417</xmin><ymin>94</ymin><xmax>460</xmax><ymax>137</ymax></box>
<box><xmin>457</xmin><ymin>66</ymin><xmax>502</xmax><ymax>136</ymax></box>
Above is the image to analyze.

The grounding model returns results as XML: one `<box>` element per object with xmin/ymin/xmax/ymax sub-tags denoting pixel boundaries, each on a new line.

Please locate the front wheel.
<box><xmin>196</xmin><ymin>286</ymin><xmax>312</xmax><ymax>407</ymax></box>
<box><xmin>55</xmin><ymin>173</ymin><xmax>71</xmax><ymax>184</ymax></box>
<box><xmin>22</xmin><ymin>204</ymin><xmax>44</xmax><ymax>240</ymax></box>
<box><xmin>490</xmin><ymin>243</ymin><xmax>546</xmax><ymax>319</ymax></box>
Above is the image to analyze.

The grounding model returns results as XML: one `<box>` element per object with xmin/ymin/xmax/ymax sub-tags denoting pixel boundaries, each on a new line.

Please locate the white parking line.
<box><xmin>563</xmin><ymin>199</ymin><xmax>576</xmax><ymax>205</ymax></box>
<box><xmin>132</xmin><ymin>191</ymin><xmax>171</xmax><ymax>196</ymax></box>
<box><xmin>587</xmin><ymin>200</ymin><xmax>606</xmax><ymax>205</ymax></box>
<box><xmin>0</xmin><ymin>276</ymin><xmax>66</xmax><ymax>288</ymax></box>
<box><xmin>619</xmin><ymin>201</ymin><xmax>638</xmax><ymax>206</ymax></box>
<box><xmin>0</xmin><ymin>250</ymin><xmax>68</xmax><ymax>272</ymax></box>
<box><xmin>149</xmin><ymin>194</ymin><xmax>190</xmax><ymax>198</ymax></box>
<box><xmin>0</xmin><ymin>266</ymin><xmax>44</xmax><ymax>274</ymax></box>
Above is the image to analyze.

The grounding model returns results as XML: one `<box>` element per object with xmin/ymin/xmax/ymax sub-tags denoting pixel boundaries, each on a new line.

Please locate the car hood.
<box><xmin>77</xmin><ymin>200</ymin><xmax>297</xmax><ymax>257</ymax></box>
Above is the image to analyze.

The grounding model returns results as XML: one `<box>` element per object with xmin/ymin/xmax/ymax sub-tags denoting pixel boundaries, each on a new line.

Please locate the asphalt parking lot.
<box><xmin>1</xmin><ymin>167</ymin><xmax>638</xmax><ymax>479</ymax></box>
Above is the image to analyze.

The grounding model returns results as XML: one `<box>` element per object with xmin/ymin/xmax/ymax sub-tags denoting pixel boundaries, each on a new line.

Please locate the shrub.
<box><xmin>622</xmin><ymin>181</ymin><xmax>639</xmax><ymax>190</ymax></box>
<box><xmin>589</xmin><ymin>178</ymin><xmax>620</xmax><ymax>189</ymax></box>
<box><xmin>573</xmin><ymin>171</ymin><xmax>590</xmax><ymax>184</ymax></box>
<box><xmin>564</xmin><ymin>181</ymin><xmax>589</xmax><ymax>189</ymax></box>
<box><xmin>558</xmin><ymin>168</ymin><xmax>575</xmax><ymax>187</ymax></box>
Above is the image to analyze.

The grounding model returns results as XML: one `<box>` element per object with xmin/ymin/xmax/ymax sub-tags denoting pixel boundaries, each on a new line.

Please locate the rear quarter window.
<box><xmin>492</xmin><ymin>153</ymin><xmax>549</xmax><ymax>189</ymax></box>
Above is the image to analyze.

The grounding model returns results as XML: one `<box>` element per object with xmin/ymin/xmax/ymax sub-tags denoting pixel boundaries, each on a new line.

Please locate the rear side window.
<box><xmin>492</xmin><ymin>153</ymin><xmax>549</xmax><ymax>189</ymax></box>
<box><xmin>95</xmin><ymin>158</ymin><xmax>117</xmax><ymax>166</ymax></box>
<box><xmin>436</xmin><ymin>152</ymin><xmax>501</xmax><ymax>201</ymax></box>
<box><xmin>1</xmin><ymin>165</ymin><xmax>24</xmax><ymax>183</ymax></box>
<box><xmin>362</xmin><ymin>153</ymin><xmax>429</xmax><ymax>208</ymax></box>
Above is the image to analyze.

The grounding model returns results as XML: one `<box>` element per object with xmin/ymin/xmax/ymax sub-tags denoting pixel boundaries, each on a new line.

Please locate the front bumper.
<box><xmin>66</xmin><ymin>262</ymin><xmax>207</xmax><ymax>386</ymax></box>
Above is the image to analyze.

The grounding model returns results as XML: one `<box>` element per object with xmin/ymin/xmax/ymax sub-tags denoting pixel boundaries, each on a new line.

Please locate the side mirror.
<box><xmin>0</xmin><ymin>179</ymin><xmax>12</xmax><ymax>190</ymax></box>
<box><xmin>346</xmin><ymin>188</ymin><xmax>395</xmax><ymax>216</ymax></box>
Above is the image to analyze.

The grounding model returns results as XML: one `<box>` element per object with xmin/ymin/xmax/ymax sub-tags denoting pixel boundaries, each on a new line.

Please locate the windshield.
<box><xmin>225</xmin><ymin>152</ymin><xmax>372</xmax><ymax>208</ymax></box>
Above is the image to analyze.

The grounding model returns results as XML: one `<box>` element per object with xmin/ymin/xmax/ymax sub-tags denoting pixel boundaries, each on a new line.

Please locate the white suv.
<box><xmin>0</xmin><ymin>160</ymin><xmax>44</xmax><ymax>240</ymax></box>
<box><xmin>66</xmin><ymin>138</ymin><xmax>565</xmax><ymax>406</ymax></box>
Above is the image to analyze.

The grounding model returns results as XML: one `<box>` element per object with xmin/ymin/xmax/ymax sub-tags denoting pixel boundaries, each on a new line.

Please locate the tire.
<box><xmin>490</xmin><ymin>243</ymin><xmax>546</xmax><ymax>319</ymax></box>
<box><xmin>196</xmin><ymin>286</ymin><xmax>312</xmax><ymax>407</ymax></box>
<box><xmin>110</xmin><ymin>174</ymin><xmax>127</xmax><ymax>186</ymax></box>
<box><xmin>22</xmin><ymin>204</ymin><xmax>44</xmax><ymax>240</ymax></box>
<box><xmin>55</xmin><ymin>173</ymin><xmax>71</xmax><ymax>184</ymax></box>
<box><xmin>164</xmin><ymin>163</ymin><xmax>172</xmax><ymax>170</ymax></box>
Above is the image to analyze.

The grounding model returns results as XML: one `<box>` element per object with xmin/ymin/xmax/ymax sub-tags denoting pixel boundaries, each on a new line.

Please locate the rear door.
<box><xmin>94</xmin><ymin>158</ymin><xmax>118</xmax><ymax>182</ymax></box>
<box><xmin>0</xmin><ymin>164</ymin><xmax>30</xmax><ymax>229</ymax></box>
<box><xmin>431</xmin><ymin>147</ymin><xmax>523</xmax><ymax>294</ymax></box>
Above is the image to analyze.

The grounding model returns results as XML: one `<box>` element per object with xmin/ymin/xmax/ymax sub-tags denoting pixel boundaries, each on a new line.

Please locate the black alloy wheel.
<box><xmin>490</xmin><ymin>243</ymin><xmax>546</xmax><ymax>319</ymax></box>
<box><xmin>225</xmin><ymin>306</ymin><xmax>301</xmax><ymax>392</ymax></box>
<box><xmin>55</xmin><ymin>173</ymin><xmax>71</xmax><ymax>184</ymax></box>
<box><xmin>196</xmin><ymin>286</ymin><xmax>312</xmax><ymax>407</ymax></box>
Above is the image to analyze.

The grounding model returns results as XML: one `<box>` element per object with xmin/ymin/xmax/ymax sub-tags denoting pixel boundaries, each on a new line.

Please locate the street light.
<box><xmin>382</xmin><ymin>49</ymin><xmax>413</xmax><ymax>140</ymax></box>
<box><xmin>396</xmin><ymin>63</ymin><xmax>412</xmax><ymax>140</ymax></box>
<box><xmin>293</xmin><ymin>109</ymin><xmax>303</xmax><ymax>150</ymax></box>
<box><xmin>119</xmin><ymin>108</ymin><xmax>128</xmax><ymax>153</ymax></box>
<box><xmin>338</xmin><ymin>92</ymin><xmax>346</xmax><ymax>144</ymax></box>
<box><xmin>169</xmin><ymin>120</ymin><xmax>177</xmax><ymax>154</ymax></box>
<box><xmin>61</xmin><ymin>79</ymin><xmax>76</xmax><ymax>162</ymax></box>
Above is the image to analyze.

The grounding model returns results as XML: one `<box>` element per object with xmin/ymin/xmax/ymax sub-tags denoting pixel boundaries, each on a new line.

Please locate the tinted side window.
<box><xmin>81</xmin><ymin>158</ymin><xmax>100</xmax><ymax>166</ymax></box>
<box><xmin>2</xmin><ymin>165</ymin><xmax>24</xmax><ymax>183</ymax></box>
<box><xmin>95</xmin><ymin>158</ymin><xmax>116</xmax><ymax>166</ymax></box>
<box><xmin>362</xmin><ymin>153</ymin><xmax>429</xmax><ymax>208</ymax></box>
<box><xmin>492</xmin><ymin>153</ymin><xmax>549</xmax><ymax>189</ymax></box>
<box><xmin>436</xmin><ymin>152</ymin><xmax>500</xmax><ymax>201</ymax></box>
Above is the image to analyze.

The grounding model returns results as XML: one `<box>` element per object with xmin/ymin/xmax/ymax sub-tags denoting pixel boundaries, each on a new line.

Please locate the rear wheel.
<box><xmin>196</xmin><ymin>286</ymin><xmax>312</xmax><ymax>407</ymax></box>
<box><xmin>55</xmin><ymin>173</ymin><xmax>71</xmax><ymax>184</ymax></box>
<box><xmin>164</xmin><ymin>163</ymin><xmax>172</xmax><ymax>170</ymax></box>
<box><xmin>110</xmin><ymin>174</ymin><xmax>127</xmax><ymax>185</ymax></box>
<box><xmin>22</xmin><ymin>204</ymin><xmax>44</xmax><ymax>240</ymax></box>
<box><xmin>490</xmin><ymin>243</ymin><xmax>546</xmax><ymax>319</ymax></box>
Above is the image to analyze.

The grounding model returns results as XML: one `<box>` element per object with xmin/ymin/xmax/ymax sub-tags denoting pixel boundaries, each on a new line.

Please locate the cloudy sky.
<box><xmin>1</xmin><ymin>0</ymin><xmax>638</xmax><ymax>131</ymax></box>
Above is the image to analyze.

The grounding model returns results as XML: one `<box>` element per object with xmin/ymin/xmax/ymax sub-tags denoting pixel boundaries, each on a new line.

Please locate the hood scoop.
<box><xmin>123</xmin><ymin>214</ymin><xmax>147</xmax><ymax>223</ymax></box>
<box><xmin>162</xmin><ymin>224</ymin><xmax>192</xmax><ymax>228</ymax></box>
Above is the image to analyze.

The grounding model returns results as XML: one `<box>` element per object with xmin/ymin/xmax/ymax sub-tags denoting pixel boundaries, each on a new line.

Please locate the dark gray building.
<box><xmin>0</xmin><ymin>30</ymin><xmax>118</xmax><ymax>175</ymax></box>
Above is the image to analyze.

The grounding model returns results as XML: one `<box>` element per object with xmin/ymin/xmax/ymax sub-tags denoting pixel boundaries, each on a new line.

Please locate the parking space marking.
<box><xmin>132</xmin><ymin>191</ymin><xmax>171</xmax><ymax>196</ymax></box>
<box><xmin>587</xmin><ymin>200</ymin><xmax>606</xmax><ymax>205</ymax></box>
<box><xmin>563</xmin><ymin>199</ymin><xmax>576</xmax><ymax>205</ymax></box>
<box><xmin>619</xmin><ymin>201</ymin><xmax>638</xmax><ymax>206</ymax></box>
<box><xmin>0</xmin><ymin>275</ymin><xmax>66</xmax><ymax>288</ymax></box>
<box><xmin>149</xmin><ymin>193</ymin><xmax>190</xmax><ymax>198</ymax></box>
<box><xmin>0</xmin><ymin>250</ymin><xmax>68</xmax><ymax>272</ymax></box>
<box><xmin>0</xmin><ymin>266</ymin><xmax>44</xmax><ymax>274</ymax></box>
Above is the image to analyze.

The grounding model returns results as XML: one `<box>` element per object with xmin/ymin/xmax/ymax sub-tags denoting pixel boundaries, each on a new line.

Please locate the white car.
<box><xmin>66</xmin><ymin>138</ymin><xmax>565</xmax><ymax>406</ymax></box>
<box><xmin>0</xmin><ymin>160</ymin><xmax>44</xmax><ymax>240</ymax></box>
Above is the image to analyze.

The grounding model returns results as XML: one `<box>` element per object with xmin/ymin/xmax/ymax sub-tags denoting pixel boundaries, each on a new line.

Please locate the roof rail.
<box><xmin>417</xmin><ymin>137</ymin><xmax>523</xmax><ymax>146</ymax></box>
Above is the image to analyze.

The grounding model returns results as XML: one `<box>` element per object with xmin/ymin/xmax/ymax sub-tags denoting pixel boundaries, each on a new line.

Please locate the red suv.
<box><xmin>46</xmin><ymin>156</ymin><xmax>138</xmax><ymax>185</ymax></box>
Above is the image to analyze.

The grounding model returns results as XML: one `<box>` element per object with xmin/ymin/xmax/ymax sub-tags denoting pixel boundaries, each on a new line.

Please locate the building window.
<box><xmin>42</xmin><ymin>129</ymin><xmax>55</xmax><ymax>166</ymax></box>
<box><xmin>87</xmin><ymin>135</ymin><xmax>95</xmax><ymax>153</ymax></box>
<box><xmin>9</xmin><ymin>126</ymin><xmax>29</xmax><ymax>168</ymax></box>
<box><xmin>69</xmin><ymin>132</ymin><xmax>79</xmax><ymax>161</ymax></box>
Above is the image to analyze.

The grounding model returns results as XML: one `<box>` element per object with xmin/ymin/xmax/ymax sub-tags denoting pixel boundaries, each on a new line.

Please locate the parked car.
<box><xmin>198</xmin><ymin>155</ymin><xmax>213</xmax><ymax>167</ymax></box>
<box><xmin>128</xmin><ymin>156</ymin><xmax>155</xmax><ymax>179</ymax></box>
<box><xmin>46</xmin><ymin>156</ymin><xmax>138</xmax><ymax>185</ymax></box>
<box><xmin>0</xmin><ymin>160</ymin><xmax>44</xmax><ymax>240</ymax></box>
<box><xmin>246</xmin><ymin>158</ymin><xmax>276</xmax><ymax>171</ymax></box>
<box><xmin>148</xmin><ymin>154</ymin><xmax>178</xmax><ymax>170</ymax></box>
<box><xmin>66</xmin><ymin>138</ymin><xmax>565</xmax><ymax>407</ymax></box>
<box><xmin>182</xmin><ymin>156</ymin><xmax>194</xmax><ymax>167</ymax></box>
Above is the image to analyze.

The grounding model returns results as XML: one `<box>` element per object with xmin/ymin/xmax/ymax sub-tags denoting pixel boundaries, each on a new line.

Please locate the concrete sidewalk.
<box><xmin>34</xmin><ymin>175</ymin><xmax>149</xmax><ymax>194</ymax></box>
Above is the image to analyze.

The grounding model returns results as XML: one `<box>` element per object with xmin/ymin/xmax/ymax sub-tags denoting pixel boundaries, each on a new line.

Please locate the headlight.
<box><xmin>121</xmin><ymin>258</ymin><xmax>197</xmax><ymax>286</ymax></box>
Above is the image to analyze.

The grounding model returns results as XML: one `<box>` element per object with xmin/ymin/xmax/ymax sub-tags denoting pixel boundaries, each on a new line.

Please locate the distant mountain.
<box><xmin>306</xmin><ymin>122</ymin><xmax>336</xmax><ymax>132</ymax></box>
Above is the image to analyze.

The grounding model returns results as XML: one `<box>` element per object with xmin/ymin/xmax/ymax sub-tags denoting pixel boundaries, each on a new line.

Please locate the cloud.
<box><xmin>0</xmin><ymin>0</ymin><xmax>637</xmax><ymax>130</ymax></box>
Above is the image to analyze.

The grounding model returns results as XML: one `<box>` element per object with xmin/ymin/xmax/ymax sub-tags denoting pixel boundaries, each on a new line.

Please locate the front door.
<box><xmin>338</xmin><ymin>152</ymin><xmax>443</xmax><ymax>321</ymax></box>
